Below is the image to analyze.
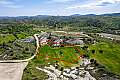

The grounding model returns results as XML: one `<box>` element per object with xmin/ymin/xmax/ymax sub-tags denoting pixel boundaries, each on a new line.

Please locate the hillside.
<box><xmin>0</xmin><ymin>13</ymin><xmax>120</xmax><ymax>35</ymax></box>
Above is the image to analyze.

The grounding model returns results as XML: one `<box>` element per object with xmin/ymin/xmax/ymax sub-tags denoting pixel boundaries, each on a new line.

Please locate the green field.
<box><xmin>88</xmin><ymin>42</ymin><xmax>120</xmax><ymax>75</ymax></box>
<box><xmin>34</xmin><ymin>45</ymin><xmax>82</xmax><ymax>67</ymax></box>
<box><xmin>22</xmin><ymin>61</ymin><xmax>48</xmax><ymax>80</ymax></box>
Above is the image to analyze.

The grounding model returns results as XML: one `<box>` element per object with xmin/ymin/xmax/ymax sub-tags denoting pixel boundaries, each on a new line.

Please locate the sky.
<box><xmin>0</xmin><ymin>0</ymin><xmax>120</xmax><ymax>16</ymax></box>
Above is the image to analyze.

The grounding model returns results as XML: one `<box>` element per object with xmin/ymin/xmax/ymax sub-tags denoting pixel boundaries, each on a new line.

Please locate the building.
<box><xmin>65</xmin><ymin>39</ymin><xmax>84</xmax><ymax>45</ymax></box>
<box><xmin>40</xmin><ymin>37</ymin><xmax>48</xmax><ymax>45</ymax></box>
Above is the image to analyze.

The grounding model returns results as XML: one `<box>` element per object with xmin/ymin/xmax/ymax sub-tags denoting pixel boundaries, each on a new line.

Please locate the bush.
<box><xmin>99</xmin><ymin>50</ymin><xmax>103</xmax><ymax>53</ymax></box>
<box><xmin>91</xmin><ymin>50</ymin><xmax>95</xmax><ymax>54</ymax></box>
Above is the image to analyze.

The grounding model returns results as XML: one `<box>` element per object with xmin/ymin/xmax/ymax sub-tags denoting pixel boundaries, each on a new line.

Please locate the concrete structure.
<box><xmin>65</xmin><ymin>39</ymin><xmax>84</xmax><ymax>45</ymax></box>
<box><xmin>37</xmin><ymin>64</ymin><xmax>96</xmax><ymax>80</ymax></box>
<box><xmin>0</xmin><ymin>62</ymin><xmax>28</xmax><ymax>80</ymax></box>
<box><xmin>99</xmin><ymin>33</ymin><xmax>120</xmax><ymax>40</ymax></box>
<box><xmin>40</xmin><ymin>37</ymin><xmax>48</xmax><ymax>45</ymax></box>
<box><xmin>53</xmin><ymin>39</ymin><xmax>63</xmax><ymax>47</ymax></box>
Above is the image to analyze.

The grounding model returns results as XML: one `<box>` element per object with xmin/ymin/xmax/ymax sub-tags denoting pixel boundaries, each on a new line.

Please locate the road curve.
<box><xmin>0</xmin><ymin>34</ymin><xmax>40</xmax><ymax>63</ymax></box>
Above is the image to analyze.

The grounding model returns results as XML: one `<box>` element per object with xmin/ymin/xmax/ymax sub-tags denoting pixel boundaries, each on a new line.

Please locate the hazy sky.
<box><xmin>0</xmin><ymin>0</ymin><xmax>120</xmax><ymax>16</ymax></box>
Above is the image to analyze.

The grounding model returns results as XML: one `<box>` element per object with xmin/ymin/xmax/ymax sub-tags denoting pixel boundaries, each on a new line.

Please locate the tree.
<box><xmin>60</xmin><ymin>51</ymin><xmax>63</xmax><ymax>55</ymax></box>
<box><xmin>82</xmin><ymin>54</ymin><xmax>89</xmax><ymax>58</ymax></box>
<box><xmin>55</xmin><ymin>65</ymin><xmax>58</xmax><ymax>69</ymax></box>
<box><xmin>25</xmin><ymin>47</ymin><xmax>29</xmax><ymax>51</ymax></box>
<box><xmin>99</xmin><ymin>50</ymin><xmax>103</xmax><ymax>53</ymax></box>
<box><xmin>90</xmin><ymin>59</ymin><xmax>94</xmax><ymax>63</ymax></box>
<box><xmin>91</xmin><ymin>50</ymin><xmax>95</xmax><ymax>54</ymax></box>
<box><xmin>60</xmin><ymin>67</ymin><xmax>64</xmax><ymax>71</ymax></box>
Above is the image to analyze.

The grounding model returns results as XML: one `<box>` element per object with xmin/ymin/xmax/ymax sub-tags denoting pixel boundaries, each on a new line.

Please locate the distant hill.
<box><xmin>0</xmin><ymin>15</ymin><xmax>50</xmax><ymax>20</ymax></box>
<box><xmin>1</xmin><ymin>13</ymin><xmax>120</xmax><ymax>19</ymax></box>
<box><xmin>70</xmin><ymin>14</ymin><xmax>96</xmax><ymax>16</ymax></box>
<box><xmin>101</xmin><ymin>13</ymin><xmax>120</xmax><ymax>16</ymax></box>
<box><xmin>70</xmin><ymin>13</ymin><xmax>120</xmax><ymax>16</ymax></box>
<box><xmin>84</xmin><ymin>14</ymin><xmax>96</xmax><ymax>16</ymax></box>
<box><xmin>33</xmin><ymin>15</ymin><xmax>50</xmax><ymax>18</ymax></box>
<box><xmin>70</xmin><ymin>14</ymin><xmax>81</xmax><ymax>16</ymax></box>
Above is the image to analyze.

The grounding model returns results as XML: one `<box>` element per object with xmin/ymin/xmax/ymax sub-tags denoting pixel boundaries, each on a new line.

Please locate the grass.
<box><xmin>88</xmin><ymin>42</ymin><xmax>120</xmax><ymax>75</ymax></box>
<box><xmin>22</xmin><ymin>61</ymin><xmax>48</xmax><ymax>80</ymax></box>
<box><xmin>35</xmin><ymin>45</ymin><xmax>82</xmax><ymax>68</ymax></box>
<box><xmin>22</xmin><ymin>45</ymin><xmax>82</xmax><ymax>80</ymax></box>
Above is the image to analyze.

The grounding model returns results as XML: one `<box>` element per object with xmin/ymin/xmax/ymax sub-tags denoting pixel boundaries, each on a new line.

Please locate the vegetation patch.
<box><xmin>88</xmin><ymin>42</ymin><xmax>120</xmax><ymax>75</ymax></box>
<box><xmin>35</xmin><ymin>45</ymin><xmax>82</xmax><ymax>68</ymax></box>
<box><xmin>0</xmin><ymin>34</ymin><xmax>16</xmax><ymax>45</ymax></box>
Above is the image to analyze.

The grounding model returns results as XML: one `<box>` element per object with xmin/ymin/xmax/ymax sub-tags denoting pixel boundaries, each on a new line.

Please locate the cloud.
<box><xmin>99</xmin><ymin>0</ymin><xmax>120</xmax><ymax>4</ymax></box>
<box><xmin>66</xmin><ymin>0</ymin><xmax>120</xmax><ymax>10</ymax></box>
<box><xmin>66</xmin><ymin>3</ymin><xmax>99</xmax><ymax>9</ymax></box>
<box><xmin>0</xmin><ymin>0</ymin><xmax>13</xmax><ymax>5</ymax></box>
<box><xmin>96</xmin><ymin>2</ymin><xmax>112</xmax><ymax>6</ymax></box>
<box><xmin>0</xmin><ymin>0</ymin><xmax>23</xmax><ymax>8</ymax></box>
<box><xmin>49</xmin><ymin>0</ymin><xmax>75</xmax><ymax>3</ymax></box>
<box><xmin>4</xmin><ymin>4</ymin><xmax>23</xmax><ymax>8</ymax></box>
<box><xmin>96</xmin><ymin>0</ymin><xmax>120</xmax><ymax>7</ymax></box>
<box><xmin>99</xmin><ymin>0</ymin><xmax>115</xmax><ymax>4</ymax></box>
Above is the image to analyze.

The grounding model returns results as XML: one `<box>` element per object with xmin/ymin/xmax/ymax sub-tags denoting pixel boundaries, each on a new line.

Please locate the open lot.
<box><xmin>35</xmin><ymin>45</ymin><xmax>82</xmax><ymax>67</ymax></box>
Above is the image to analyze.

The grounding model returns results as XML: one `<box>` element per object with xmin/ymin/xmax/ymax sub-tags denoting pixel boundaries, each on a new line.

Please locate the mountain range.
<box><xmin>0</xmin><ymin>13</ymin><xmax>120</xmax><ymax>19</ymax></box>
